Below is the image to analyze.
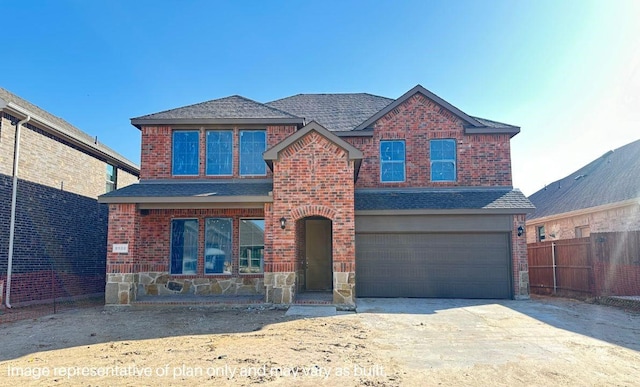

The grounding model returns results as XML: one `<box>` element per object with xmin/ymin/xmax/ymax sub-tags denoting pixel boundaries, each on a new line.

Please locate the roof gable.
<box><xmin>354</xmin><ymin>85</ymin><xmax>483</xmax><ymax>130</ymax></box>
<box><xmin>528</xmin><ymin>139</ymin><xmax>640</xmax><ymax>220</ymax></box>
<box><xmin>131</xmin><ymin>95</ymin><xmax>304</xmax><ymax>128</ymax></box>
<box><xmin>263</xmin><ymin>121</ymin><xmax>363</xmax><ymax>161</ymax></box>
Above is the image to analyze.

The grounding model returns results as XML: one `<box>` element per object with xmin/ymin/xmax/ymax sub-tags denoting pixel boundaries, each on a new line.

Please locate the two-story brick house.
<box><xmin>99</xmin><ymin>85</ymin><xmax>534</xmax><ymax>307</ymax></box>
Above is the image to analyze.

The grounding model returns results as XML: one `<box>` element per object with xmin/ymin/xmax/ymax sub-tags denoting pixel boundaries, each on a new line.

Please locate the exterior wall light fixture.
<box><xmin>280</xmin><ymin>217</ymin><xmax>287</xmax><ymax>229</ymax></box>
<box><xmin>517</xmin><ymin>226</ymin><xmax>524</xmax><ymax>237</ymax></box>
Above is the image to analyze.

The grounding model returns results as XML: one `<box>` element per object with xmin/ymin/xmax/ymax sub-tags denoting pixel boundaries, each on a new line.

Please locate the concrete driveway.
<box><xmin>355</xmin><ymin>297</ymin><xmax>640</xmax><ymax>385</ymax></box>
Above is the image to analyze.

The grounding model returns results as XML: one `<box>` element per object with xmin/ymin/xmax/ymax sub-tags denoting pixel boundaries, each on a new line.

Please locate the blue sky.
<box><xmin>2</xmin><ymin>0</ymin><xmax>639</xmax><ymax>195</ymax></box>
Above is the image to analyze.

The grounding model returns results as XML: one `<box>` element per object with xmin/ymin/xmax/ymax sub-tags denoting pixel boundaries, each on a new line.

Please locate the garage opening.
<box><xmin>356</xmin><ymin>232</ymin><xmax>512</xmax><ymax>299</ymax></box>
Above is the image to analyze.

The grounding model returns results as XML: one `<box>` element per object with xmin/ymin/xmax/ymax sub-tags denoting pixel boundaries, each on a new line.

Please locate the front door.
<box><xmin>305</xmin><ymin>219</ymin><xmax>332</xmax><ymax>291</ymax></box>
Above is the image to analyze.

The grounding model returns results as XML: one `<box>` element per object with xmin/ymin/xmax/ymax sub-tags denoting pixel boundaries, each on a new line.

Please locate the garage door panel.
<box><xmin>356</xmin><ymin>233</ymin><xmax>511</xmax><ymax>299</ymax></box>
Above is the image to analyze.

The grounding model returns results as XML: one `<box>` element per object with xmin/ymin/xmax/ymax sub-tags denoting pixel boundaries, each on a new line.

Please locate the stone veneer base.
<box><xmin>333</xmin><ymin>271</ymin><xmax>355</xmax><ymax>308</ymax></box>
<box><xmin>105</xmin><ymin>272</ymin><xmax>265</xmax><ymax>305</ymax></box>
<box><xmin>264</xmin><ymin>272</ymin><xmax>296</xmax><ymax>304</ymax></box>
<box><xmin>137</xmin><ymin>272</ymin><xmax>264</xmax><ymax>297</ymax></box>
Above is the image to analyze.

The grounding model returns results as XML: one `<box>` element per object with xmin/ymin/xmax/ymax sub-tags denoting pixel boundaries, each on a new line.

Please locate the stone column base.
<box><xmin>516</xmin><ymin>270</ymin><xmax>530</xmax><ymax>300</ymax></box>
<box><xmin>105</xmin><ymin>273</ymin><xmax>137</xmax><ymax>305</ymax></box>
<box><xmin>333</xmin><ymin>271</ymin><xmax>355</xmax><ymax>308</ymax></box>
<box><xmin>264</xmin><ymin>272</ymin><xmax>295</xmax><ymax>304</ymax></box>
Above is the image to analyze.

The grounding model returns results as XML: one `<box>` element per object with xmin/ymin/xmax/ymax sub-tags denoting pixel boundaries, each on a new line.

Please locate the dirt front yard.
<box><xmin>1</xmin><ymin>297</ymin><xmax>639</xmax><ymax>386</ymax></box>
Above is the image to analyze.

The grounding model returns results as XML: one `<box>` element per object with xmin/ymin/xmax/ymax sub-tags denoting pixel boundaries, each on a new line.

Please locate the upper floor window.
<box><xmin>106</xmin><ymin>164</ymin><xmax>117</xmax><ymax>192</ymax></box>
<box><xmin>380</xmin><ymin>140</ymin><xmax>405</xmax><ymax>182</ymax></box>
<box><xmin>172</xmin><ymin>131</ymin><xmax>199</xmax><ymax>176</ymax></box>
<box><xmin>240</xmin><ymin>130</ymin><xmax>266</xmax><ymax>176</ymax></box>
<box><xmin>430</xmin><ymin>139</ymin><xmax>456</xmax><ymax>182</ymax></box>
<box><xmin>206</xmin><ymin>130</ymin><xmax>233</xmax><ymax>176</ymax></box>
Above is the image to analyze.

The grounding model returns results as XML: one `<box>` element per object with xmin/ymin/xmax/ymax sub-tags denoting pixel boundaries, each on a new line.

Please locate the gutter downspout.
<box><xmin>5</xmin><ymin>115</ymin><xmax>31</xmax><ymax>308</ymax></box>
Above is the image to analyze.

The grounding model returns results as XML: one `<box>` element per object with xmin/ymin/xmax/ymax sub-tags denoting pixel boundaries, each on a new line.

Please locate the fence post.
<box><xmin>552</xmin><ymin>242</ymin><xmax>557</xmax><ymax>294</ymax></box>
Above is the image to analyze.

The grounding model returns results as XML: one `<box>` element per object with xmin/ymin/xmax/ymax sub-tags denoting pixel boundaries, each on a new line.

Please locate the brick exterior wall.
<box><xmin>526</xmin><ymin>203</ymin><xmax>640</xmax><ymax>244</ymax></box>
<box><xmin>0</xmin><ymin>173</ymin><xmax>108</xmax><ymax>305</ymax></box>
<box><xmin>0</xmin><ymin>115</ymin><xmax>138</xmax><ymax>198</ymax></box>
<box><xmin>105</xmin><ymin>205</ymin><xmax>265</xmax><ymax>303</ymax></box>
<box><xmin>140</xmin><ymin>125</ymin><xmax>296</xmax><ymax>180</ymax></box>
<box><xmin>265</xmin><ymin>131</ymin><xmax>356</xmax><ymax>306</ymax></box>
<box><xmin>512</xmin><ymin>214</ymin><xmax>529</xmax><ymax>299</ymax></box>
<box><xmin>344</xmin><ymin>94</ymin><xmax>512</xmax><ymax>188</ymax></box>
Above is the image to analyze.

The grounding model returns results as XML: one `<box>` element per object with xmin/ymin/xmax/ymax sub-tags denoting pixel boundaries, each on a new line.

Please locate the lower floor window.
<box><xmin>205</xmin><ymin>218</ymin><xmax>232</xmax><ymax>274</ymax></box>
<box><xmin>239</xmin><ymin>219</ymin><xmax>265</xmax><ymax>273</ymax></box>
<box><xmin>170</xmin><ymin>219</ymin><xmax>199</xmax><ymax>274</ymax></box>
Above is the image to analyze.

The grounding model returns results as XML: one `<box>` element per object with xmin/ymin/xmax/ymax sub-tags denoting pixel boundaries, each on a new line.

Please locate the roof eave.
<box><xmin>526</xmin><ymin>198</ymin><xmax>640</xmax><ymax>224</ymax></box>
<box><xmin>335</xmin><ymin>129</ymin><xmax>374</xmax><ymax>137</ymax></box>
<box><xmin>356</xmin><ymin>207</ymin><xmax>535</xmax><ymax>215</ymax></box>
<box><xmin>131</xmin><ymin>117</ymin><xmax>305</xmax><ymax>129</ymax></box>
<box><xmin>0</xmin><ymin>99</ymin><xmax>140</xmax><ymax>176</ymax></box>
<box><xmin>464</xmin><ymin>126</ymin><xmax>521</xmax><ymax>137</ymax></box>
<box><xmin>98</xmin><ymin>195</ymin><xmax>273</xmax><ymax>204</ymax></box>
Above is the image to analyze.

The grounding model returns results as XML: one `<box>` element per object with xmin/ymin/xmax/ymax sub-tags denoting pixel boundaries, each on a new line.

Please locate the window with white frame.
<box><xmin>206</xmin><ymin>130</ymin><xmax>233</xmax><ymax>176</ymax></box>
<box><xmin>239</xmin><ymin>219</ymin><xmax>264</xmax><ymax>273</ymax></box>
<box><xmin>106</xmin><ymin>164</ymin><xmax>117</xmax><ymax>192</ymax></box>
<box><xmin>170</xmin><ymin>219</ymin><xmax>199</xmax><ymax>274</ymax></box>
<box><xmin>239</xmin><ymin>130</ymin><xmax>266</xmax><ymax>176</ymax></box>
<box><xmin>537</xmin><ymin>225</ymin><xmax>546</xmax><ymax>242</ymax></box>
<box><xmin>430</xmin><ymin>139</ymin><xmax>456</xmax><ymax>182</ymax></box>
<box><xmin>172</xmin><ymin>131</ymin><xmax>200</xmax><ymax>175</ymax></box>
<box><xmin>380</xmin><ymin>140</ymin><xmax>406</xmax><ymax>182</ymax></box>
<box><xmin>205</xmin><ymin>218</ymin><xmax>232</xmax><ymax>274</ymax></box>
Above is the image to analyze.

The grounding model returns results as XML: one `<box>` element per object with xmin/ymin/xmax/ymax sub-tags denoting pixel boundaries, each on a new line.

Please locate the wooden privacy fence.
<box><xmin>527</xmin><ymin>231</ymin><xmax>640</xmax><ymax>297</ymax></box>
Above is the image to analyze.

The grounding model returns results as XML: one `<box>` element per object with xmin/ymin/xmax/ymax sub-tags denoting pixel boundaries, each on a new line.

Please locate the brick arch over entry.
<box><xmin>290</xmin><ymin>205</ymin><xmax>337</xmax><ymax>221</ymax></box>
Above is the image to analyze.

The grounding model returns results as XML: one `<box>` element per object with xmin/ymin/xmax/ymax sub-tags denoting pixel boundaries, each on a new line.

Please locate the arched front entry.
<box><xmin>296</xmin><ymin>216</ymin><xmax>333</xmax><ymax>292</ymax></box>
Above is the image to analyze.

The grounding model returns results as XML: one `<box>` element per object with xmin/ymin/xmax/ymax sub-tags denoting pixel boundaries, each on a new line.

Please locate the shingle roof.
<box><xmin>471</xmin><ymin>116</ymin><xmax>519</xmax><ymax>130</ymax></box>
<box><xmin>0</xmin><ymin>87</ymin><xmax>138</xmax><ymax>173</ymax></box>
<box><xmin>99</xmin><ymin>179</ymin><xmax>273</xmax><ymax>201</ymax></box>
<box><xmin>527</xmin><ymin>139</ymin><xmax>640</xmax><ymax>220</ymax></box>
<box><xmin>266</xmin><ymin>93</ymin><xmax>393</xmax><ymax>132</ymax></box>
<box><xmin>355</xmin><ymin>188</ymin><xmax>534</xmax><ymax>211</ymax></box>
<box><xmin>133</xmin><ymin>95</ymin><xmax>300</xmax><ymax>120</ymax></box>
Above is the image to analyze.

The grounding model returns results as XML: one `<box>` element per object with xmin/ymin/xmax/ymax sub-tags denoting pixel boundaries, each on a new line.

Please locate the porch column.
<box><xmin>513</xmin><ymin>214</ymin><xmax>530</xmax><ymax>299</ymax></box>
<box><xmin>105</xmin><ymin>203</ymin><xmax>139</xmax><ymax>305</ymax></box>
<box><xmin>263</xmin><ymin>203</ymin><xmax>296</xmax><ymax>303</ymax></box>
<box><xmin>332</xmin><ymin>209</ymin><xmax>356</xmax><ymax>307</ymax></box>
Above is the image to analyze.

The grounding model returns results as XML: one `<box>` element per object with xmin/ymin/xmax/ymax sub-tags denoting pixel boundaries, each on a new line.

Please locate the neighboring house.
<box><xmin>526</xmin><ymin>139</ymin><xmax>640</xmax><ymax>243</ymax></box>
<box><xmin>0</xmin><ymin>87</ymin><xmax>139</xmax><ymax>307</ymax></box>
<box><xmin>99</xmin><ymin>84</ymin><xmax>534</xmax><ymax>308</ymax></box>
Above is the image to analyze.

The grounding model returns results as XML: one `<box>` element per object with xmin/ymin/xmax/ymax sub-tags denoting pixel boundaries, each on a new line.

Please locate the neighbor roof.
<box><xmin>131</xmin><ymin>95</ymin><xmax>304</xmax><ymax>128</ymax></box>
<box><xmin>0</xmin><ymin>87</ymin><xmax>139</xmax><ymax>175</ymax></box>
<box><xmin>356</xmin><ymin>188</ymin><xmax>534</xmax><ymax>213</ymax></box>
<box><xmin>528</xmin><ymin>139</ymin><xmax>640</xmax><ymax>220</ymax></box>
<box><xmin>266</xmin><ymin>93</ymin><xmax>393</xmax><ymax>132</ymax></box>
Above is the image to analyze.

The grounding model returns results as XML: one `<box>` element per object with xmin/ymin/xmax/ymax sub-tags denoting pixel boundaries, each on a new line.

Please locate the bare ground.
<box><xmin>0</xmin><ymin>297</ymin><xmax>639</xmax><ymax>386</ymax></box>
